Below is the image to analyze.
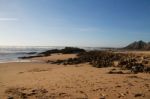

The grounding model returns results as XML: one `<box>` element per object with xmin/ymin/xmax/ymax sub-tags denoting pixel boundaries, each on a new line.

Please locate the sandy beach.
<box><xmin>1</xmin><ymin>0</ymin><xmax>150</xmax><ymax>98</ymax></box>
<box><xmin>0</xmin><ymin>53</ymin><xmax>150</xmax><ymax>99</ymax></box>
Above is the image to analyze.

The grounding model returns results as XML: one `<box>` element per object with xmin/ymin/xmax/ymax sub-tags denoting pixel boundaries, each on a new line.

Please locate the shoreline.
<box><xmin>0</xmin><ymin>59</ymin><xmax>43</xmax><ymax>64</ymax></box>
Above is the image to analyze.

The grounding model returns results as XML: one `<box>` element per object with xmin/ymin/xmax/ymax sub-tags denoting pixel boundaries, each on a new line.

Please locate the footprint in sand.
<box><xmin>5</xmin><ymin>87</ymin><xmax>74</xmax><ymax>99</ymax></box>
<box><xmin>18</xmin><ymin>68</ymin><xmax>52</xmax><ymax>74</ymax></box>
<box><xmin>28</xmin><ymin>68</ymin><xmax>52</xmax><ymax>72</ymax></box>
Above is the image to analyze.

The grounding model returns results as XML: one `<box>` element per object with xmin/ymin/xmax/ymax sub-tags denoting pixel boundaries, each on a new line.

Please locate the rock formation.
<box><xmin>124</xmin><ymin>40</ymin><xmax>150</xmax><ymax>50</ymax></box>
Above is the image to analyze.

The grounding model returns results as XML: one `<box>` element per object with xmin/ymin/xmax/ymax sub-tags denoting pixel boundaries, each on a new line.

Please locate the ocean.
<box><xmin>0</xmin><ymin>46</ymin><xmax>103</xmax><ymax>63</ymax></box>
<box><xmin>0</xmin><ymin>46</ymin><xmax>64</xmax><ymax>63</ymax></box>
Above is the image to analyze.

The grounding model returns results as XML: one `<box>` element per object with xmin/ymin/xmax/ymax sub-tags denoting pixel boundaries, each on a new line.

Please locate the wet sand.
<box><xmin>0</xmin><ymin>53</ymin><xmax>150</xmax><ymax>99</ymax></box>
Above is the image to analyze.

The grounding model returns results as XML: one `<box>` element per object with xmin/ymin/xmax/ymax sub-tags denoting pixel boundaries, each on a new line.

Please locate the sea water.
<box><xmin>0</xmin><ymin>46</ymin><xmax>103</xmax><ymax>63</ymax></box>
<box><xmin>0</xmin><ymin>46</ymin><xmax>63</xmax><ymax>63</ymax></box>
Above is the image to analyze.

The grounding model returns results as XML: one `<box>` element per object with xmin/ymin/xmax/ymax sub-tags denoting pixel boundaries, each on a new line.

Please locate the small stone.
<box><xmin>134</xmin><ymin>93</ymin><xmax>143</xmax><ymax>97</ymax></box>
<box><xmin>116</xmin><ymin>85</ymin><xmax>121</xmax><ymax>88</ymax></box>
<box><xmin>32</xmin><ymin>89</ymin><xmax>37</xmax><ymax>92</ymax></box>
<box><xmin>145</xmin><ymin>84</ymin><xmax>149</xmax><ymax>88</ymax></box>
<box><xmin>126</xmin><ymin>91</ymin><xmax>129</xmax><ymax>94</ymax></box>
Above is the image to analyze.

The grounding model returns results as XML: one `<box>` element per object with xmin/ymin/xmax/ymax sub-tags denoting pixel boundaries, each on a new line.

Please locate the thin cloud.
<box><xmin>0</xmin><ymin>18</ymin><xmax>18</xmax><ymax>21</ymax></box>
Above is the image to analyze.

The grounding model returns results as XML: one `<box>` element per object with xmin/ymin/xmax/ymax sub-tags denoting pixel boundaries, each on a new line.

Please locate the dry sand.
<box><xmin>0</xmin><ymin>53</ymin><xmax>150</xmax><ymax>99</ymax></box>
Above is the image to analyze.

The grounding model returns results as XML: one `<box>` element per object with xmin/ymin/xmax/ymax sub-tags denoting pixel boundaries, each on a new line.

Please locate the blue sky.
<box><xmin>0</xmin><ymin>0</ymin><xmax>150</xmax><ymax>47</ymax></box>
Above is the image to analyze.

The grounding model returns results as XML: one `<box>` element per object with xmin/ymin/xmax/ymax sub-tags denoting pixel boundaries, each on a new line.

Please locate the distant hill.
<box><xmin>124</xmin><ymin>40</ymin><xmax>150</xmax><ymax>50</ymax></box>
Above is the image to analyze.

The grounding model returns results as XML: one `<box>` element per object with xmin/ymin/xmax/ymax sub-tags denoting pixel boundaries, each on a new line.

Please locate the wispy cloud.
<box><xmin>0</xmin><ymin>18</ymin><xmax>18</xmax><ymax>21</ymax></box>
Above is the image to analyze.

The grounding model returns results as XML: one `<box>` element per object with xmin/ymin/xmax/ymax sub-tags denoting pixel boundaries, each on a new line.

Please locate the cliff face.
<box><xmin>124</xmin><ymin>40</ymin><xmax>150</xmax><ymax>50</ymax></box>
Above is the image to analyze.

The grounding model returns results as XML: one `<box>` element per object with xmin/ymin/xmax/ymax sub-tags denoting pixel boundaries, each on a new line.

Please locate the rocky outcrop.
<box><xmin>48</xmin><ymin>51</ymin><xmax>150</xmax><ymax>73</ymax></box>
<box><xmin>19</xmin><ymin>47</ymin><xmax>86</xmax><ymax>59</ymax></box>
<box><xmin>39</xmin><ymin>49</ymin><xmax>60</xmax><ymax>56</ymax></box>
<box><xmin>38</xmin><ymin>47</ymin><xmax>85</xmax><ymax>56</ymax></box>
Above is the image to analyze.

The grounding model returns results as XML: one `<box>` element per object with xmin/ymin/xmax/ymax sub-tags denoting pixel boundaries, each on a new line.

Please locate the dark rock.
<box><xmin>26</xmin><ymin>52</ymin><xmax>37</xmax><ymax>54</ymax></box>
<box><xmin>142</xmin><ymin>60</ymin><xmax>149</xmax><ymax>64</ymax></box>
<box><xmin>116</xmin><ymin>85</ymin><xmax>121</xmax><ymax>88</ymax></box>
<box><xmin>39</xmin><ymin>49</ymin><xmax>60</xmax><ymax>56</ymax></box>
<box><xmin>18</xmin><ymin>55</ymin><xmax>42</xmax><ymax>59</ymax></box>
<box><xmin>39</xmin><ymin>47</ymin><xmax>85</xmax><ymax>56</ymax></box>
<box><xmin>131</xmin><ymin>65</ymin><xmax>144</xmax><ymax>73</ymax></box>
<box><xmin>108</xmin><ymin>71</ymin><xmax>124</xmax><ymax>74</ymax></box>
<box><xmin>143</xmin><ymin>66</ymin><xmax>150</xmax><ymax>73</ymax></box>
<box><xmin>134</xmin><ymin>93</ymin><xmax>143</xmax><ymax>97</ymax></box>
<box><xmin>22</xmin><ymin>47</ymin><xmax>86</xmax><ymax>59</ymax></box>
<box><xmin>61</xmin><ymin>47</ymin><xmax>86</xmax><ymax>54</ymax></box>
<box><xmin>36</xmin><ymin>49</ymin><xmax>149</xmax><ymax>73</ymax></box>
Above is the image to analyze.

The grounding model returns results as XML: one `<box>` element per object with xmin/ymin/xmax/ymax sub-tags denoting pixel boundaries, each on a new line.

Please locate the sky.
<box><xmin>0</xmin><ymin>0</ymin><xmax>150</xmax><ymax>47</ymax></box>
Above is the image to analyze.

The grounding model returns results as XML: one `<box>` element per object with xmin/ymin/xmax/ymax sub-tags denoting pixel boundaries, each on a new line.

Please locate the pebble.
<box><xmin>134</xmin><ymin>93</ymin><xmax>143</xmax><ymax>97</ymax></box>
<box><xmin>126</xmin><ymin>91</ymin><xmax>129</xmax><ymax>94</ymax></box>
<box><xmin>116</xmin><ymin>85</ymin><xmax>121</xmax><ymax>88</ymax></box>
